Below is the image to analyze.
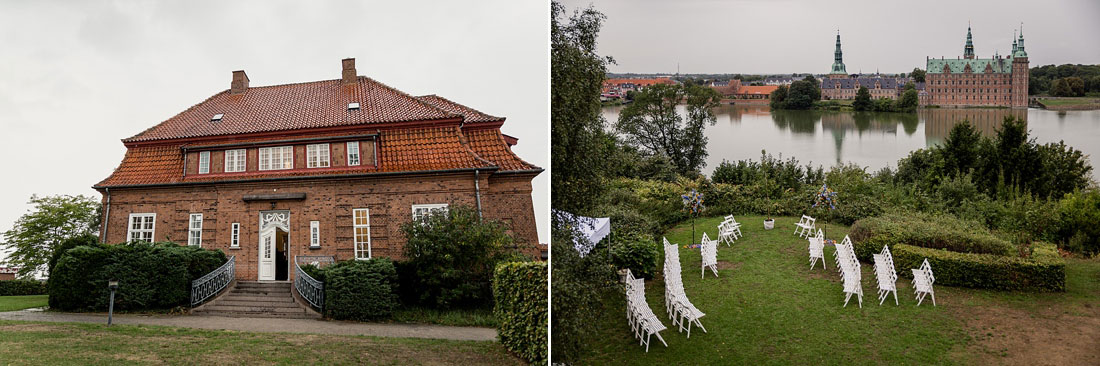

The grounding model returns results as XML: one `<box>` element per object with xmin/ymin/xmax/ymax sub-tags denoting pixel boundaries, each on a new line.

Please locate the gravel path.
<box><xmin>0</xmin><ymin>309</ymin><xmax>497</xmax><ymax>341</ymax></box>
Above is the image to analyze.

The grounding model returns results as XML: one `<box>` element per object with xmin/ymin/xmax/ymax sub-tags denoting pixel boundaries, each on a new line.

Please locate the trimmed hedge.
<box><xmin>49</xmin><ymin>241</ymin><xmax>227</xmax><ymax>311</ymax></box>
<box><xmin>849</xmin><ymin>212</ymin><xmax>1014</xmax><ymax>261</ymax></box>
<box><xmin>493</xmin><ymin>261</ymin><xmax>547</xmax><ymax>365</ymax></box>
<box><xmin>611</xmin><ymin>234</ymin><xmax>660</xmax><ymax>279</ymax></box>
<box><xmin>0</xmin><ymin>280</ymin><xmax>47</xmax><ymax>296</ymax></box>
<box><xmin>323</xmin><ymin>258</ymin><xmax>400</xmax><ymax>321</ymax></box>
<box><xmin>891</xmin><ymin>242</ymin><xmax>1065</xmax><ymax>291</ymax></box>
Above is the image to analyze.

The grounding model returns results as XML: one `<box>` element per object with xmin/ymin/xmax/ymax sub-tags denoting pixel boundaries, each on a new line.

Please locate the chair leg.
<box><xmin>894</xmin><ymin>290</ymin><xmax>899</xmax><ymax>306</ymax></box>
<box><xmin>931</xmin><ymin>292</ymin><xmax>936</xmax><ymax>306</ymax></box>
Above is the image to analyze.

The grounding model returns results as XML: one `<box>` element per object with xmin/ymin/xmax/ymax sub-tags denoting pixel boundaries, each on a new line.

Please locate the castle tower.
<box><xmin>1011</xmin><ymin>25</ymin><xmax>1029</xmax><ymax>108</ymax></box>
<box><xmin>963</xmin><ymin>24</ymin><xmax>975</xmax><ymax>59</ymax></box>
<box><xmin>828</xmin><ymin>31</ymin><xmax>848</xmax><ymax>79</ymax></box>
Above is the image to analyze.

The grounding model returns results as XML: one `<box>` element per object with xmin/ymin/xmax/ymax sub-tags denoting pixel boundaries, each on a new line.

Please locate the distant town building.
<box><xmin>601</xmin><ymin>77</ymin><xmax>677</xmax><ymax>99</ymax></box>
<box><xmin>827</xmin><ymin>31</ymin><xmax>849</xmax><ymax>79</ymax></box>
<box><xmin>707</xmin><ymin>80</ymin><xmax>777</xmax><ymax>101</ymax></box>
<box><xmin>763</xmin><ymin>77</ymin><xmax>799</xmax><ymax>86</ymax></box>
<box><xmin>0</xmin><ymin>267</ymin><xmax>18</xmax><ymax>281</ymax></box>
<box><xmin>708</xmin><ymin>79</ymin><xmax>742</xmax><ymax>96</ymax></box>
<box><xmin>822</xmin><ymin>77</ymin><xmax>924</xmax><ymax>100</ymax></box>
<box><xmin>922</xmin><ymin>25</ymin><xmax>1029</xmax><ymax>108</ymax></box>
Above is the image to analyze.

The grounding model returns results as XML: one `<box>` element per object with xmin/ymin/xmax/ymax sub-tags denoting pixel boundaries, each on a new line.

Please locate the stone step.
<box><xmin>235</xmin><ymin>282</ymin><xmax>291</xmax><ymax>289</ymax></box>
<box><xmin>231</xmin><ymin>288</ymin><xmax>291</xmax><ymax>295</ymax></box>
<box><xmin>202</xmin><ymin>305</ymin><xmax>306</xmax><ymax>314</ymax></box>
<box><xmin>221</xmin><ymin>295</ymin><xmax>296</xmax><ymax>303</ymax></box>
<box><xmin>192</xmin><ymin>309</ymin><xmax>320</xmax><ymax>319</ymax></box>
<box><xmin>214</xmin><ymin>300</ymin><xmax>303</xmax><ymax>308</ymax></box>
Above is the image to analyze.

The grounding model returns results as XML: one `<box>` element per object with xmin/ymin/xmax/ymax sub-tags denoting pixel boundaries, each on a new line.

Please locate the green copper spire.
<box><xmin>830</xmin><ymin>31</ymin><xmax>847</xmax><ymax>75</ymax></box>
<box><xmin>1013</xmin><ymin>23</ymin><xmax>1027</xmax><ymax>58</ymax></box>
<box><xmin>963</xmin><ymin>24</ymin><xmax>975</xmax><ymax>59</ymax></box>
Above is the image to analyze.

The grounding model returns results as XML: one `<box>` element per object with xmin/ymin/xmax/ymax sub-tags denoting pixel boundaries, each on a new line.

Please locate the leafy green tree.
<box><xmin>940</xmin><ymin>121</ymin><xmax>982</xmax><ymax>177</ymax></box>
<box><xmin>769</xmin><ymin>85</ymin><xmax>788</xmax><ymax>109</ymax></box>
<box><xmin>1066</xmin><ymin>77</ymin><xmax>1086</xmax><ymax>96</ymax></box>
<box><xmin>894</xmin><ymin>88</ymin><xmax>919</xmax><ymax>112</ymax></box>
<box><xmin>910</xmin><ymin>68</ymin><xmax>926</xmax><ymax>83</ymax></box>
<box><xmin>801</xmin><ymin>75</ymin><xmax>821</xmax><ymax>101</ymax></box>
<box><xmin>400</xmin><ymin>205</ymin><xmax>521</xmax><ymax>308</ymax></box>
<box><xmin>783</xmin><ymin>79</ymin><xmax>819</xmax><ymax>109</ymax></box>
<box><xmin>551</xmin><ymin>0</ymin><xmax>613</xmax><ymax>217</ymax></box>
<box><xmin>615</xmin><ymin>83</ymin><xmax>722</xmax><ymax>176</ymax></box>
<box><xmin>1</xmin><ymin>195</ymin><xmax>100</xmax><ymax>278</ymax></box>
<box><xmin>852</xmin><ymin>86</ymin><xmax>872</xmax><ymax>111</ymax></box>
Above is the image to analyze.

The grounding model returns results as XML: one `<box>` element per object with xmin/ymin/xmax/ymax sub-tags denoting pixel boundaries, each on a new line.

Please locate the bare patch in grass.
<box><xmin>948</xmin><ymin>294</ymin><xmax>1100</xmax><ymax>365</ymax></box>
<box><xmin>716</xmin><ymin>260</ymin><xmax>740</xmax><ymax>271</ymax></box>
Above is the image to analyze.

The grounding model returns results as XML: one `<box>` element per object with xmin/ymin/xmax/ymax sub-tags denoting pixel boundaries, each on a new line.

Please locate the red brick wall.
<box><xmin>99</xmin><ymin>171</ymin><xmax>539</xmax><ymax>281</ymax></box>
<box><xmin>0</xmin><ymin>273</ymin><xmax>15</xmax><ymax>281</ymax></box>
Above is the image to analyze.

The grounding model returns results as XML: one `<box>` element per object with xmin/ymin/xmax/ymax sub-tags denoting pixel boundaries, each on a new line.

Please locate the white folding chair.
<box><xmin>872</xmin><ymin>245</ymin><xmax>898</xmax><ymax>306</ymax></box>
<box><xmin>794</xmin><ymin>215</ymin><xmax>816</xmax><ymax>238</ymax></box>
<box><xmin>700</xmin><ymin>232</ymin><xmax>719</xmax><ymax>278</ymax></box>
<box><xmin>717</xmin><ymin>220</ymin><xmax>738</xmax><ymax>247</ymax></box>
<box><xmin>662</xmin><ymin>238</ymin><xmax>707</xmax><ymax>338</ymax></box>
<box><xmin>808</xmin><ymin>229</ymin><xmax>826</xmax><ymax>270</ymax></box>
<box><xmin>625</xmin><ymin>269</ymin><xmax>668</xmax><ymax>352</ymax></box>
<box><xmin>911</xmin><ymin>259</ymin><xmax>936</xmax><ymax>306</ymax></box>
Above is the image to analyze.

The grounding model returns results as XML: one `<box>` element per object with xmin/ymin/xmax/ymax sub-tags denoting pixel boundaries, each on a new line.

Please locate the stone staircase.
<box><xmin>192</xmin><ymin>281</ymin><xmax>320</xmax><ymax>319</ymax></box>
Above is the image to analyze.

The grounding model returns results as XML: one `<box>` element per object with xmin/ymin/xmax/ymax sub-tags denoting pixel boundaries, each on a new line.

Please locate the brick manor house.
<box><xmin>922</xmin><ymin>25</ymin><xmax>1029</xmax><ymax>108</ymax></box>
<box><xmin>95</xmin><ymin>59</ymin><xmax>542</xmax><ymax>281</ymax></box>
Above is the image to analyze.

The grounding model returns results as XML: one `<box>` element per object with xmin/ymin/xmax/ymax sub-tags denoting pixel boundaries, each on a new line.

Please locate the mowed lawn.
<box><xmin>0</xmin><ymin>320</ymin><xmax>520</xmax><ymax>366</ymax></box>
<box><xmin>0</xmin><ymin>295</ymin><xmax>48</xmax><ymax>312</ymax></box>
<box><xmin>584</xmin><ymin>215</ymin><xmax>1100</xmax><ymax>365</ymax></box>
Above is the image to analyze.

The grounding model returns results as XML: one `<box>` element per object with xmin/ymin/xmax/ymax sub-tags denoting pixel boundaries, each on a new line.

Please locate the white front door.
<box><xmin>258</xmin><ymin>227</ymin><xmax>276</xmax><ymax>281</ymax></box>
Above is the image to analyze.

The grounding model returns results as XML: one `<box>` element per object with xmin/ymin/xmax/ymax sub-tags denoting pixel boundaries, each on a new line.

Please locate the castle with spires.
<box><xmin>922</xmin><ymin>24</ymin><xmax>1030</xmax><ymax>108</ymax></box>
<box><xmin>821</xmin><ymin>31</ymin><xmax>925</xmax><ymax>101</ymax></box>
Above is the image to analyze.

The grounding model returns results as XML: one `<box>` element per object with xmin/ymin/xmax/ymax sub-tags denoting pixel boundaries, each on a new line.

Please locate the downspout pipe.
<box><xmin>474</xmin><ymin>169</ymin><xmax>483</xmax><ymax>220</ymax></box>
<box><xmin>102</xmin><ymin>187</ymin><xmax>111</xmax><ymax>243</ymax></box>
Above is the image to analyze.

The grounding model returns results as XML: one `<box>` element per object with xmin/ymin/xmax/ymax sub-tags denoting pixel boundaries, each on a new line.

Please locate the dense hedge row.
<box><xmin>891</xmin><ymin>243</ymin><xmax>1065</xmax><ymax>291</ymax></box>
<box><xmin>0</xmin><ymin>280</ymin><xmax>47</xmax><ymax>296</ymax></box>
<box><xmin>493</xmin><ymin>261</ymin><xmax>548</xmax><ymax>365</ymax></box>
<box><xmin>849</xmin><ymin>212</ymin><xmax>1014</xmax><ymax>261</ymax></box>
<box><xmin>49</xmin><ymin>242</ymin><xmax>227</xmax><ymax>311</ymax></box>
<box><xmin>316</xmin><ymin>259</ymin><xmax>400</xmax><ymax>321</ymax></box>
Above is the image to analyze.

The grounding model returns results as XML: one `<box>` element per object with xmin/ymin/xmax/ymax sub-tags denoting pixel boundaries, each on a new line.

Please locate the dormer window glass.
<box><xmin>307</xmin><ymin>144</ymin><xmax>330</xmax><ymax>168</ymax></box>
<box><xmin>347</xmin><ymin>102</ymin><xmax>360</xmax><ymax>110</ymax></box>
<box><xmin>259</xmin><ymin>146</ymin><xmax>293</xmax><ymax>171</ymax></box>
<box><xmin>211</xmin><ymin>113</ymin><xmax>223</xmax><ymax>122</ymax></box>
<box><xmin>198</xmin><ymin>151</ymin><xmax>210</xmax><ymax>174</ymax></box>
<box><xmin>225</xmin><ymin>149</ymin><xmax>246</xmax><ymax>173</ymax></box>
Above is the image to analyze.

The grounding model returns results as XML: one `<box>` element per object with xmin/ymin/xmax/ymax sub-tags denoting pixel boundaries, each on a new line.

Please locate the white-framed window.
<box><xmin>230</xmin><ymin>223</ymin><xmax>240</xmax><ymax>248</ymax></box>
<box><xmin>412</xmin><ymin>204</ymin><xmax>449</xmax><ymax>221</ymax></box>
<box><xmin>310</xmin><ymin>221</ymin><xmax>320</xmax><ymax>248</ymax></box>
<box><xmin>259</xmin><ymin>146</ymin><xmax>293</xmax><ymax>170</ymax></box>
<box><xmin>188</xmin><ymin>213</ymin><xmax>203</xmax><ymax>247</ymax></box>
<box><xmin>224</xmin><ymin>149</ymin><xmax>246</xmax><ymax>173</ymax></box>
<box><xmin>307</xmin><ymin>144</ymin><xmax>330</xmax><ymax>168</ymax></box>
<box><xmin>198</xmin><ymin>151</ymin><xmax>210</xmax><ymax>174</ymax></box>
<box><xmin>127</xmin><ymin>213</ymin><xmax>156</xmax><ymax>243</ymax></box>
<box><xmin>346</xmin><ymin>141</ymin><xmax>360</xmax><ymax>166</ymax></box>
<box><xmin>353</xmin><ymin>209</ymin><xmax>371</xmax><ymax>259</ymax></box>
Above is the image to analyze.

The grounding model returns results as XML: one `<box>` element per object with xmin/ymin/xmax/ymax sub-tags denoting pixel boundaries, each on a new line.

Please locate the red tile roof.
<box><xmin>124</xmin><ymin>77</ymin><xmax>461</xmax><ymax>143</ymax></box>
<box><xmin>464</xmin><ymin>128</ymin><xmax>538</xmax><ymax>172</ymax></box>
<box><xmin>417</xmin><ymin>95</ymin><xmax>505</xmax><ymax>123</ymax></box>
<box><xmin>736</xmin><ymin>85</ymin><xmax>779</xmax><ymax>96</ymax></box>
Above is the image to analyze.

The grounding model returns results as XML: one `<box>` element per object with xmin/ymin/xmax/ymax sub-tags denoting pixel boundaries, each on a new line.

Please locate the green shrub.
<box><xmin>324</xmin><ymin>258</ymin><xmax>400</xmax><ymax>320</ymax></box>
<box><xmin>849</xmin><ymin>212</ymin><xmax>1014</xmax><ymax>261</ymax></box>
<box><xmin>47</xmin><ymin>233</ymin><xmax>99</xmax><ymax>277</ymax></box>
<box><xmin>400</xmin><ymin>205</ymin><xmax>523</xmax><ymax>309</ymax></box>
<box><xmin>1054</xmin><ymin>189</ymin><xmax>1100</xmax><ymax>255</ymax></box>
<box><xmin>493</xmin><ymin>261</ymin><xmax>548</xmax><ymax>365</ymax></box>
<box><xmin>611</xmin><ymin>234</ymin><xmax>660</xmax><ymax>279</ymax></box>
<box><xmin>299</xmin><ymin>263</ymin><xmax>326</xmax><ymax>282</ymax></box>
<box><xmin>48</xmin><ymin>241</ymin><xmax>227</xmax><ymax>311</ymax></box>
<box><xmin>891</xmin><ymin>242</ymin><xmax>1065</xmax><ymax>291</ymax></box>
<box><xmin>0</xmin><ymin>280</ymin><xmax>47</xmax><ymax>296</ymax></box>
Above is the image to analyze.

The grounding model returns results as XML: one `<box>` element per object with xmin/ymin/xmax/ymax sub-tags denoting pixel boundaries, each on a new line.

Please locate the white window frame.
<box><xmin>412</xmin><ymin>204</ymin><xmax>449</xmax><ymax>222</ymax></box>
<box><xmin>353</xmin><ymin>209</ymin><xmax>371</xmax><ymax>259</ymax></box>
<box><xmin>346</xmin><ymin>141</ymin><xmax>361</xmax><ymax>166</ymax></box>
<box><xmin>127</xmin><ymin>213</ymin><xmax>156</xmax><ymax>243</ymax></box>
<box><xmin>198</xmin><ymin>151</ymin><xmax>210</xmax><ymax>174</ymax></box>
<box><xmin>307</xmin><ymin>144</ymin><xmax>330</xmax><ymax>168</ymax></box>
<box><xmin>259</xmin><ymin>146</ymin><xmax>293</xmax><ymax>171</ymax></box>
<box><xmin>230</xmin><ymin>222</ymin><xmax>240</xmax><ymax>248</ymax></box>
<box><xmin>224</xmin><ymin>149</ymin><xmax>246</xmax><ymax>173</ymax></box>
<box><xmin>310</xmin><ymin>221</ymin><xmax>320</xmax><ymax>248</ymax></box>
<box><xmin>188</xmin><ymin>213</ymin><xmax>203</xmax><ymax>247</ymax></box>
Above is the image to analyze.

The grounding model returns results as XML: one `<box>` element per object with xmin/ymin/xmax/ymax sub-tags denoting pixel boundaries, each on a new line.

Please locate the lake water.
<box><xmin>602</xmin><ymin>105</ymin><xmax>1100</xmax><ymax>180</ymax></box>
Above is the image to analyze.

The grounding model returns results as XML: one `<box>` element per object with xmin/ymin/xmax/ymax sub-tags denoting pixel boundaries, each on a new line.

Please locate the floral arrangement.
<box><xmin>681</xmin><ymin>189</ymin><xmax>705</xmax><ymax>215</ymax></box>
<box><xmin>812</xmin><ymin>183</ymin><xmax>838</xmax><ymax>210</ymax></box>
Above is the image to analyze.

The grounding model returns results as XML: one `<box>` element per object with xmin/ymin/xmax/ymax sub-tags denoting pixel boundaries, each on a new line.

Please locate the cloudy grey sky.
<box><xmin>0</xmin><ymin>0</ymin><xmax>549</xmax><ymax>261</ymax></box>
<box><xmin>560</xmin><ymin>0</ymin><xmax>1100</xmax><ymax>74</ymax></box>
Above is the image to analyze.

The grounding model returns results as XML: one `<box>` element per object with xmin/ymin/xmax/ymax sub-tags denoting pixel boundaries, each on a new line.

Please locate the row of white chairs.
<box><xmin>872</xmin><ymin>245</ymin><xmax>899</xmax><ymax>305</ymax></box>
<box><xmin>625</xmin><ymin>269</ymin><xmax>668</xmax><ymax>352</ymax></box>
<box><xmin>663</xmin><ymin>238</ymin><xmax>707</xmax><ymax>338</ymax></box>
<box><xmin>718</xmin><ymin>215</ymin><xmax>742</xmax><ymax>246</ymax></box>
<box><xmin>808</xmin><ymin>229</ymin><xmax>826</xmax><ymax>270</ymax></box>
<box><xmin>794</xmin><ymin>215</ymin><xmax>816</xmax><ymax>238</ymax></box>
<box><xmin>833</xmin><ymin>235</ymin><xmax>864</xmax><ymax>308</ymax></box>
<box><xmin>912</xmin><ymin>259</ymin><xmax>937</xmax><ymax>306</ymax></box>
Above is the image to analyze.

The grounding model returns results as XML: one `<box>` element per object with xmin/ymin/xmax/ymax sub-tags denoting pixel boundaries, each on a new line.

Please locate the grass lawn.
<box><xmin>583</xmin><ymin>215</ymin><xmax>1100</xmax><ymax>365</ymax></box>
<box><xmin>0</xmin><ymin>320</ymin><xmax>520</xmax><ymax>365</ymax></box>
<box><xmin>1038</xmin><ymin>97</ymin><xmax>1100</xmax><ymax>106</ymax></box>
<box><xmin>0</xmin><ymin>295</ymin><xmax>48</xmax><ymax>312</ymax></box>
<box><xmin>391</xmin><ymin>306</ymin><xmax>497</xmax><ymax>328</ymax></box>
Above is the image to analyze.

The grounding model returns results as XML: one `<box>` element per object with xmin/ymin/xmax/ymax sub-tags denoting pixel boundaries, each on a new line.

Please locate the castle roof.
<box><xmin>926</xmin><ymin>57</ymin><xmax>1013</xmax><ymax>74</ymax></box>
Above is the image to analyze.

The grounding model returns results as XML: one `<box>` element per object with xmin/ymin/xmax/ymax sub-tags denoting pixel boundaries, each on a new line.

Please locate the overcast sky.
<box><xmin>0</xmin><ymin>0</ymin><xmax>549</xmax><ymax>262</ymax></box>
<box><xmin>560</xmin><ymin>0</ymin><xmax>1100</xmax><ymax>75</ymax></box>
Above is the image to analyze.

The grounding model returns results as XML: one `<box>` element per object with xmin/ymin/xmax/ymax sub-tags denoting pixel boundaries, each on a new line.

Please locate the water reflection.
<box><xmin>600</xmin><ymin>105</ymin><xmax>1100</xmax><ymax>180</ymax></box>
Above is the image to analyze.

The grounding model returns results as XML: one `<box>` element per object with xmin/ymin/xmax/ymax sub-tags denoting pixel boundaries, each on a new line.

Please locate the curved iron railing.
<box><xmin>294</xmin><ymin>258</ymin><xmax>324</xmax><ymax>312</ymax></box>
<box><xmin>190</xmin><ymin>256</ymin><xmax>235</xmax><ymax>306</ymax></box>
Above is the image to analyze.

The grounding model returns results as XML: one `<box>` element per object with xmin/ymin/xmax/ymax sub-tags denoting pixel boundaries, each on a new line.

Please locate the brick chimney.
<box><xmin>231</xmin><ymin>70</ymin><xmax>249</xmax><ymax>94</ymax></box>
<box><xmin>342</xmin><ymin>58</ymin><xmax>357</xmax><ymax>84</ymax></box>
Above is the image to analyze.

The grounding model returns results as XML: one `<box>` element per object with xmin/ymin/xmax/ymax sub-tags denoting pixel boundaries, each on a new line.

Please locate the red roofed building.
<box><xmin>95</xmin><ymin>58</ymin><xmax>542</xmax><ymax>282</ymax></box>
<box><xmin>732</xmin><ymin>85</ymin><xmax>779</xmax><ymax>99</ymax></box>
<box><xmin>0</xmin><ymin>267</ymin><xmax>18</xmax><ymax>281</ymax></box>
